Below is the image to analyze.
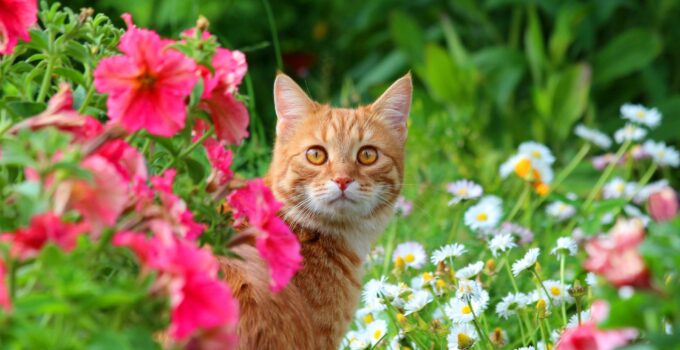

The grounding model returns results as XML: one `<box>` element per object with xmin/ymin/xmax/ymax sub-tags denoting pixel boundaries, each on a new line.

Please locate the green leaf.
<box><xmin>524</xmin><ymin>6</ymin><xmax>546</xmax><ymax>83</ymax></box>
<box><xmin>549</xmin><ymin>64</ymin><xmax>591</xmax><ymax>140</ymax></box>
<box><xmin>53</xmin><ymin>67</ymin><xmax>87</xmax><ymax>86</ymax></box>
<box><xmin>5</xmin><ymin>101</ymin><xmax>46</xmax><ymax>119</ymax></box>
<box><xmin>593</xmin><ymin>28</ymin><xmax>663</xmax><ymax>85</ymax></box>
<box><xmin>422</xmin><ymin>44</ymin><xmax>477</xmax><ymax>108</ymax></box>
<box><xmin>184</xmin><ymin>158</ymin><xmax>206</xmax><ymax>183</ymax></box>
<box><xmin>389</xmin><ymin>11</ymin><xmax>425</xmax><ymax>64</ymax></box>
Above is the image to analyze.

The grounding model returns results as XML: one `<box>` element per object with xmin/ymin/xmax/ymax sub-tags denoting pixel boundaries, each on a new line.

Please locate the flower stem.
<box><xmin>534</xmin><ymin>143</ymin><xmax>591</xmax><ymax>208</ymax></box>
<box><xmin>261</xmin><ymin>0</ymin><xmax>283</xmax><ymax>70</ymax></box>
<box><xmin>516</xmin><ymin>313</ymin><xmax>527</xmax><ymax>345</ymax></box>
<box><xmin>504</xmin><ymin>256</ymin><xmax>520</xmax><ymax>294</ymax></box>
<box><xmin>37</xmin><ymin>30</ymin><xmax>56</xmax><ymax>103</ymax></box>
<box><xmin>162</xmin><ymin>128</ymin><xmax>215</xmax><ymax>171</ymax></box>
<box><xmin>582</xmin><ymin>140</ymin><xmax>631</xmax><ymax>211</ymax></box>
<box><xmin>468</xmin><ymin>300</ymin><xmax>493</xmax><ymax>350</ymax></box>
<box><xmin>382</xmin><ymin>221</ymin><xmax>398</xmax><ymax>276</ymax></box>
<box><xmin>506</xmin><ymin>182</ymin><xmax>530</xmax><ymax>222</ymax></box>
<box><xmin>559</xmin><ymin>254</ymin><xmax>568</xmax><ymax>327</ymax></box>
<box><xmin>78</xmin><ymin>84</ymin><xmax>96</xmax><ymax>114</ymax></box>
<box><xmin>532</xmin><ymin>269</ymin><xmax>554</xmax><ymax>305</ymax></box>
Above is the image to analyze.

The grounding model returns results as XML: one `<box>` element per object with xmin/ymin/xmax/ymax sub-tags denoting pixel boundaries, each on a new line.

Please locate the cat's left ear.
<box><xmin>371</xmin><ymin>73</ymin><xmax>412</xmax><ymax>141</ymax></box>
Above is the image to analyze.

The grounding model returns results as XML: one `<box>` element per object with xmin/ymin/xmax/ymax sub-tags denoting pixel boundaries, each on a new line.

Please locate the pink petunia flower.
<box><xmin>228</xmin><ymin>179</ymin><xmax>302</xmax><ymax>292</ymax></box>
<box><xmin>584</xmin><ymin>219</ymin><xmax>650</xmax><ymax>288</ymax></box>
<box><xmin>0</xmin><ymin>0</ymin><xmax>37</xmax><ymax>55</ymax></box>
<box><xmin>204</xmin><ymin>138</ymin><xmax>233</xmax><ymax>189</ymax></box>
<box><xmin>149</xmin><ymin>169</ymin><xmax>206</xmax><ymax>240</ymax></box>
<box><xmin>94</xmin><ymin>139</ymin><xmax>147</xmax><ymax>181</ymax></box>
<box><xmin>93</xmin><ymin>14</ymin><xmax>198</xmax><ymax>137</ymax></box>
<box><xmin>0</xmin><ymin>212</ymin><xmax>88</xmax><ymax>260</ymax></box>
<box><xmin>194</xmin><ymin>42</ymin><xmax>249</xmax><ymax>145</ymax></box>
<box><xmin>647</xmin><ymin>187</ymin><xmax>678</xmax><ymax>222</ymax></box>
<box><xmin>11</xmin><ymin>84</ymin><xmax>103</xmax><ymax>142</ymax></box>
<box><xmin>556</xmin><ymin>300</ymin><xmax>637</xmax><ymax>350</ymax></box>
<box><xmin>113</xmin><ymin>229</ymin><xmax>239</xmax><ymax>343</ymax></box>
<box><xmin>67</xmin><ymin>155</ymin><xmax>128</xmax><ymax>233</ymax></box>
<box><xmin>0</xmin><ymin>259</ymin><xmax>9</xmax><ymax>311</ymax></box>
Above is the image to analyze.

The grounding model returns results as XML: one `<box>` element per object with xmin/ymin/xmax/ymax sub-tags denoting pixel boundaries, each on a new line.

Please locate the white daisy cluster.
<box><xmin>642</xmin><ymin>140</ymin><xmax>680</xmax><ymax>167</ymax></box>
<box><xmin>614</xmin><ymin>123</ymin><xmax>647</xmax><ymax>144</ymax></box>
<box><xmin>602</xmin><ymin>177</ymin><xmax>637</xmax><ymax>199</ymax></box>
<box><xmin>574</xmin><ymin>124</ymin><xmax>612</xmax><ymax>149</ymax></box>
<box><xmin>621</xmin><ymin>103</ymin><xmax>662</xmax><ymax>128</ymax></box>
<box><xmin>392</xmin><ymin>242</ymin><xmax>427</xmax><ymax>269</ymax></box>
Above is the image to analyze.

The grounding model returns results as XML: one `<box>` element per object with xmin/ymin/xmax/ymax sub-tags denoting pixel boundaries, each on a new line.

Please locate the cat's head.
<box><xmin>268</xmin><ymin>73</ymin><xmax>411</xmax><ymax>243</ymax></box>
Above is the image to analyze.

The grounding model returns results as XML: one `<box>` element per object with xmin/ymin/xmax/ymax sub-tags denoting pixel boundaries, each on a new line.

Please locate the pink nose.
<box><xmin>333</xmin><ymin>177</ymin><xmax>354</xmax><ymax>191</ymax></box>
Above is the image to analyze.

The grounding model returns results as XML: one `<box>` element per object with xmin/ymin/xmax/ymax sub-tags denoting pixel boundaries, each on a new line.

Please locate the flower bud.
<box><xmin>458</xmin><ymin>332</ymin><xmax>475</xmax><ymax>349</ymax></box>
<box><xmin>489</xmin><ymin>327</ymin><xmax>507</xmax><ymax>347</ymax></box>
<box><xmin>568</xmin><ymin>280</ymin><xmax>586</xmax><ymax>299</ymax></box>
<box><xmin>485</xmin><ymin>258</ymin><xmax>496</xmax><ymax>273</ymax></box>
<box><xmin>536</xmin><ymin>298</ymin><xmax>547</xmax><ymax>319</ymax></box>
<box><xmin>79</xmin><ymin>7</ymin><xmax>94</xmax><ymax>24</ymax></box>
<box><xmin>395</xmin><ymin>256</ymin><xmax>405</xmax><ymax>270</ymax></box>
<box><xmin>196</xmin><ymin>15</ymin><xmax>210</xmax><ymax>32</ymax></box>
<box><xmin>648</xmin><ymin>187</ymin><xmax>678</xmax><ymax>222</ymax></box>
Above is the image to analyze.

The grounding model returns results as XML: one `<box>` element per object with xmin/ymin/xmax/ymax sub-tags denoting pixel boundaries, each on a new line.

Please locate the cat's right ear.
<box><xmin>274</xmin><ymin>73</ymin><xmax>316</xmax><ymax>139</ymax></box>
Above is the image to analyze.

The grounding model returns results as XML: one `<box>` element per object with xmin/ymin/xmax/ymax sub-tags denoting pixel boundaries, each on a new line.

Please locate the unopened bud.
<box><xmin>568</xmin><ymin>280</ymin><xmax>586</xmax><ymax>299</ymax></box>
<box><xmin>536</xmin><ymin>298</ymin><xmax>547</xmax><ymax>319</ymax></box>
<box><xmin>79</xmin><ymin>7</ymin><xmax>94</xmax><ymax>24</ymax></box>
<box><xmin>395</xmin><ymin>256</ymin><xmax>405</xmax><ymax>270</ymax></box>
<box><xmin>196</xmin><ymin>15</ymin><xmax>210</xmax><ymax>32</ymax></box>
<box><xmin>457</xmin><ymin>332</ymin><xmax>475</xmax><ymax>349</ymax></box>
<box><xmin>485</xmin><ymin>258</ymin><xmax>496</xmax><ymax>272</ymax></box>
<box><xmin>489</xmin><ymin>327</ymin><xmax>506</xmax><ymax>347</ymax></box>
<box><xmin>648</xmin><ymin>187</ymin><xmax>678</xmax><ymax>222</ymax></box>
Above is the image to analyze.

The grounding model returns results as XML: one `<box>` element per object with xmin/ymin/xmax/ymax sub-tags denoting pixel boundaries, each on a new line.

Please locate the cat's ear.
<box><xmin>274</xmin><ymin>73</ymin><xmax>316</xmax><ymax>138</ymax></box>
<box><xmin>371</xmin><ymin>73</ymin><xmax>412</xmax><ymax>141</ymax></box>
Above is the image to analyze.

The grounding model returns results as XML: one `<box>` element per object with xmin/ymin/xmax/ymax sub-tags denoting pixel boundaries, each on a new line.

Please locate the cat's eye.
<box><xmin>357</xmin><ymin>146</ymin><xmax>378</xmax><ymax>165</ymax></box>
<box><xmin>305</xmin><ymin>146</ymin><xmax>327</xmax><ymax>165</ymax></box>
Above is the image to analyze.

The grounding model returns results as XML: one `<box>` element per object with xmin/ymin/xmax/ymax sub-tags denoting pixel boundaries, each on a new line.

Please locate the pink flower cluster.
<box><xmin>0</xmin><ymin>0</ymin><xmax>37</xmax><ymax>55</ymax></box>
<box><xmin>556</xmin><ymin>300</ymin><xmax>637</xmax><ymax>350</ymax></box>
<box><xmin>228</xmin><ymin>179</ymin><xmax>303</xmax><ymax>292</ymax></box>
<box><xmin>94</xmin><ymin>14</ymin><xmax>249</xmax><ymax>143</ymax></box>
<box><xmin>584</xmin><ymin>219</ymin><xmax>650</xmax><ymax>288</ymax></box>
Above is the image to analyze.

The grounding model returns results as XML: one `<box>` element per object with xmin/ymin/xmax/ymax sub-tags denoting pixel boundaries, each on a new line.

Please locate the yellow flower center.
<box><xmin>550</xmin><ymin>286</ymin><xmax>561</xmax><ymax>296</ymax></box>
<box><xmin>405</xmin><ymin>253</ymin><xmax>415</xmax><ymax>263</ymax></box>
<box><xmin>397</xmin><ymin>313</ymin><xmax>407</xmax><ymax>324</ymax></box>
<box><xmin>363</xmin><ymin>314</ymin><xmax>373</xmax><ymax>324</ymax></box>
<box><xmin>458</xmin><ymin>333</ymin><xmax>474</xmax><ymax>348</ymax></box>
<box><xmin>395</xmin><ymin>256</ymin><xmax>405</xmax><ymax>269</ymax></box>
<box><xmin>476</xmin><ymin>213</ymin><xmax>488</xmax><ymax>222</ymax></box>
<box><xmin>422</xmin><ymin>272</ymin><xmax>433</xmax><ymax>283</ymax></box>
<box><xmin>461</xmin><ymin>305</ymin><xmax>472</xmax><ymax>314</ymax></box>
<box><xmin>457</xmin><ymin>188</ymin><xmax>468</xmax><ymax>196</ymax></box>
<box><xmin>373</xmin><ymin>329</ymin><xmax>382</xmax><ymax>340</ymax></box>
<box><xmin>436</xmin><ymin>279</ymin><xmax>446</xmax><ymax>288</ymax></box>
<box><xmin>636</xmin><ymin>110</ymin><xmax>646</xmax><ymax>119</ymax></box>
<box><xmin>532</xmin><ymin>150</ymin><xmax>542</xmax><ymax>158</ymax></box>
<box><xmin>657</xmin><ymin>150</ymin><xmax>665</xmax><ymax>158</ymax></box>
<box><xmin>514</xmin><ymin>158</ymin><xmax>532</xmax><ymax>178</ymax></box>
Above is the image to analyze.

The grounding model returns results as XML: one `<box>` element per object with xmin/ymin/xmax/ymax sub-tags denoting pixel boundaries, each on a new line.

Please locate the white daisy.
<box><xmin>575</xmin><ymin>124</ymin><xmax>612</xmax><ymax>149</ymax></box>
<box><xmin>621</xmin><ymin>103</ymin><xmax>662</xmax><ymax>128</ymax></box>
<box><xmin>365</xmin><ymin>319</ymin><xmax>388</xmax><ymax>346</ymax></box>
<box><xmin>464</xmin><ymin>197</ymin><xmax>503</xmax><ymax>231</ymax></box>
<box><xmin>541</xmin><ymin>280</ymin><xmax>574</xmax><ymax>305</ymax></box>
<box><xmin>445</xmin><ymin>290</ymin><xmax>489</xmax><ymax>323</ymax></box>
<box><xmin>551</xmin><ymin>237</ymin><xmax>578</xmax><ymax>256</ymax></box>
<box><xmin>447</xmin><ymin>323</ymin><xmax>479</xmax><ymax>350</ymax></box>
<box><xmin>516</xmin><ymin>346</ymin><xmax>535</xmax><ymax>350</ymax></box>
<box><xmin>455</xmin><ymin>261</ymin><xmax>484</xmax><ymax>280</ymax></box>
<box><xmin>568</xmin><ymin>310</ymin><xmax>591</xmax><ymax>328</ymax></box>
<box><xmin>602</xmin><ymin>177</ymin><xmax>637</xmax><ymax>199</ymax></box>
<box><xmin>456</xmin><ymin>280</ymin><xmax>484</xmax><ymax>301</ymax></box>
<box><xmin>362</xmin><ymin>277</ymin><xmax>387</xmax><ymax>308</ymax></box>
<box><xmin>585</xmin><ymin>272</ymin><xmax>597</xmax><ymax>286</ymax></box>
<box><xmin>546</xmin><ymin>201</ymin><xmax>576</xmax><ymax>222</ymax></box>
<box><xmin>495</xmin><ymin>292</ymin><xmax>530</xmax><ymax>319</ymax></box>
<box><xmin>392</xmin><ymin>242</ymin><xmax>426</xmax><ymax>269</ymax></box>
<box><xmin>488</xmin><ymin>233</ymin><xmax>516</xmax><ymax>257</ymax></box>
<box><xmin>431</xmin><ymin>243</ymin><xmax>466</xmax><ymax>265</ymax></box>
<box><xmin>642</xmin><ymin>140</ymin><xmax>680</xmax><ymax>167</ymax></box>
<box><xmin>500</xmin><ymin>154</ymin><xmax>554</xmax><ymax>183</ymax></box>
<box><xmin>614</xmin><ymin>123</ymin><xmax>647</xmax><ymax>143</ymax></box>
<box><xmin>345</xmin><ymin>330</ymin><xmax>369</xmax><ymax>350</ymax></box>
<box><xmin>512</xmin><ymin>248</ymin><xmax>540</xmax><ymax>276</ymax></box>
<box><xmin>447</xmin><ymin>179</ymin><xmax>483</xmax><ymax>205</ymax></box>
<box><xmin>404</xmin><ymin>290</ymin><xmax>433</xmax><ymax>315</ymax></box>
<box><xmin>499</xmin><ymin>222</ymin><xmax>534</xmax><ymax>244</ymax></box>
<box><xmin>633</xmin><ymin>179</ymin><xmax>669</xmax><ymax>203</ymax></box>
<box><xmin>382</xmin><ymin>283</ymin><xmax>410</xmax><ymax>308</ymax></box>
<box><xmin>519</xmin><ymin>141</ymin><xmax>556</xmax><ymax>165</ymax></box>
<box><xmin>500</xmin><ymin>154</ymin><xmax>529</xmax><ymax>178</ymax></box>
<box><xmin>410</xmin><ymin>271</ymin><xmax>436</xmax><ymax>290</ymax></box>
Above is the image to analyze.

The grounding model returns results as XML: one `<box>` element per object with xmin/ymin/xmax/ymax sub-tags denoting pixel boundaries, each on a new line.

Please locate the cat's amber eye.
<box><xmin>357</xmin><ymin>146</ymin><xmax>378</xmax><ymax>165</ymax></box>
<box><xmin>305</xmin><ymin>146</ymin><xmax>327</xmax><ymax>165</ymax></box>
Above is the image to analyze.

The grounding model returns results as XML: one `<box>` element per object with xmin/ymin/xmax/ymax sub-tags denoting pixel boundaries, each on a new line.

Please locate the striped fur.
<box><xmin>221</xmin><ymin>73</ymin><xmax>411</xmax><ymax>349</ymax></box>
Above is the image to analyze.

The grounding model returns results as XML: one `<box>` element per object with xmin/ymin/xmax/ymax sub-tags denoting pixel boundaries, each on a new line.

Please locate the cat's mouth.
<box><xmin>328</xmin><ymin>193</ymin><xmax>357</xmax><ymax>205</ymax></box>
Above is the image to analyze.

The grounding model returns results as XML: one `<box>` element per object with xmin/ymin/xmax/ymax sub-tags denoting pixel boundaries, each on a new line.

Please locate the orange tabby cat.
<box><xmin>221</xmin><ymin>72</ymin><xmax>411</xmax><ymax>349</ymax></box>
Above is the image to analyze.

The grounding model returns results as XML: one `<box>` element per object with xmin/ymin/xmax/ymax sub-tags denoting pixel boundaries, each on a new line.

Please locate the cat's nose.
<box><xmin>333</xmin><ymin>177</ymin><xmax>354</xmax><ymax>191</ymax></box>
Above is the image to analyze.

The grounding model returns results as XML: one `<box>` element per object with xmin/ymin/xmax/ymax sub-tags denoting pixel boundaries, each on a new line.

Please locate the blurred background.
<box><xmin>57</xmin><ymin>0</ymin><xmax>680</xmax><ymax>245</ymax></box>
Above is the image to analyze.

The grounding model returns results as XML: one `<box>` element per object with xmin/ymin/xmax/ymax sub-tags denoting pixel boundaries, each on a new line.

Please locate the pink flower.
<box><xmin>0</xmin><ymin>0</ymin><xmax>37</xmax><ymax>55</ymax></box>
<box><xmin>150</xmin><ymin>169</ymin><xmax>206</xmax><ymax>240</ymax></box>
<box><xmin>93</xmin><ymin>14</ymin><xmax>198</xmax><ymax>137</ymax></box>
<box><xmin>228</xmin><ymin>179</ymin><xmax>302</xmax><ymax>292</ymax></box>
<box><xmin>195</xmin><ymin>44</ymin><xmax>249</xmax><ymax>145</ymax></box>
<box><xmin>0</xmin><ymin>212</ymin><xmax>87</xmax><ymax>260</ymax></box>
<box><xmin>648</xmin><ymin>187</ymin><xmax>678</xmax><ymax>222</ymax></box>
<box><xmin>394</xmin><ymin>196</ymin><xmax>413</xmax><ymax>217</ymax></box>
<box><xmin>68</xmin><ymin>155</ymin><xmax>128</xmax><ymax>232</ymax></box>
<box><xmin>199</xmin><ymin>88</ymin><xmax>249</xmax><ymax>145</ymax></box>
<box><xmin>11</xmin><ymin>84</ymin><xmax>103</xmax><ymax>141</ymax></box>
<box><xmin>556</xmin><ymin>300</ymin><xmax>637</xmax><ymax>350</ymax></box>
<box><xmin>204</xmin><ymin>138</ymin><xmax>233</xmax><ymax>188</ymax></box>
<box><xmin>94</xmin><ymin>139</ymin><xmax>147</xmax><ymax>181</ymax></box>
<box><xmin>584</xmin><ymin>219</ymin><xmax>650</xmax><ymax>288</ymax></box>
<box><xmin>0</xmin><ymin>259</ymin><xmax>10</xmax><ymax>311</ymax></box>
<box><xmin>113</xmin><ymin>230</ymin><xmax>239</xmax><ymax>343</ymax></box>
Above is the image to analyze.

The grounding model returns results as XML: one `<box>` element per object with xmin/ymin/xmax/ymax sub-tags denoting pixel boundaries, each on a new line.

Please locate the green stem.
<box><xmin>77</xmin><ymin>85</ymin><xmax>96</xmax><ymax>114</ymax></box>
<box><xmin>37</xmin><ymin>56</ymin><xmax>55</xmax><ymax>103</ymax></box>
<box><xmin>538</xmin><ymin>316</ymin><xmax>548</xmax><ymax>348</ymax></box>
<box><xmin>532</xmin><ymin>269</ymin><xmax>554</xmax><ymax>305</ymax></box>
<box><xmin>582</xmin><ymin>140</ymin><xmax>631</xmax><ymax>210</ymax></box>
<box><xmin>534</xmin><ymin>143</ymin><xmax>591</xmax><ymax>208</ymax></box>
<box><xmin>506</xmin><ymin>182</ymin><xmax>530</xmax><ymax>222</ymax></box>
<box><xmin>560</xmin><ymin>254</ymin><xmax>567</xmax><ymax>327</ymax></box>
<box><xmin>504</xmin><ymin>256</ymin><xmax>520</xmax><ymax>294</ymax></box>
<box><xmin>162</xmin><ymin>128</ymin><xmax>215</xmax><ymax>171</ymax></box>
<box><xmin>446</xmin><ymin>202</ymin><xmax>467</xmax><ymax>243</ymax></box>
<box><xmin>516</xmin><ymin>313</ymin><xmax>527</xmax><ymax>345</ymax></box>
<box><xmin>633</xmin><ymin>162</ymin><xmax>658</xmax><ymax>196</ymax></box>
<box><xmin>468</xmin><ymin>300</ymin><xmax>493</xmax><ymax>350</ymax></box>
<box><xmin>261</xmin><ymin>0</ymin><xmax>283</xmax><ymax>70</ymax></box>
<box><xmin>381</xmin><ymin>221</ymin><xmax>398</xmax><ymax>276</ymax></box>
